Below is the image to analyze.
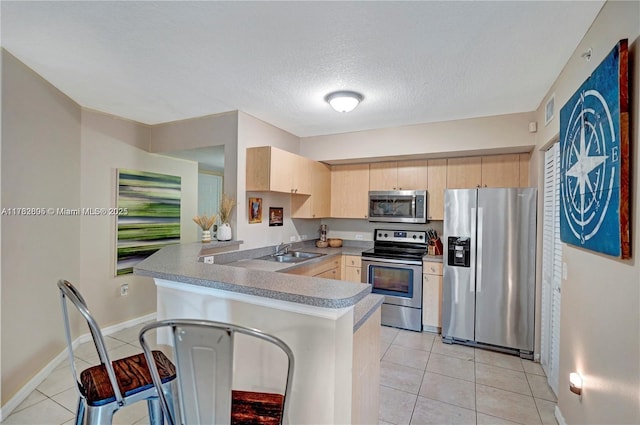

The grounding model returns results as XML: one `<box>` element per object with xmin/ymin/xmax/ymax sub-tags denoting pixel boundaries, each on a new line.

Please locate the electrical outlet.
<box><xmin>355</xmin><ymin>234</ymin><xmax>364</xmax><ymax>240</ymax></box>
<box><xmin>301</xmin><ymin>234</ymin><xmax>307</xmax><ymax>240</ymax></box>
<box><xmin>120</xmin><ymin>283</ymin><xmax>129</xmax><ymax>297</ymax></box>
<box><xmin>204</xmin><ymin>256</ymin><xmax>214</xmax><ymax>264</ymax></box>
<box><xmin>290</xmin><ymin>235</ymin><xmax>297</xmax><ymax>242</ymax></box>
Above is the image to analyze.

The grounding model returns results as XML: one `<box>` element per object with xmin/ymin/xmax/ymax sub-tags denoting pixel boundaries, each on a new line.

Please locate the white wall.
<box><xmin>299</xmin><ymin>112</ymin><xmax>536</xmax><ymax>162</ymax></box>
<box><xmin>532</xmin><ymin>1</ymin><xmax>639</xmax><ymax>423</ymax></box>
<box><xmin>80</xmin><ymin>110</ymin><xmax>198</xmax><ymax>327</ymax></box>
<box><xmin>236</xmin><ymin>112</ymin><xmax>318</xmax><ymax>249</ymax></box>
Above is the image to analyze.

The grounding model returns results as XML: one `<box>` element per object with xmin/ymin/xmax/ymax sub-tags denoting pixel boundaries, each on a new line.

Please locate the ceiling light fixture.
<box><xmin>325</xmin><ymin>91</ymin><xmax>363</xmax><ymax>113</ymax></box>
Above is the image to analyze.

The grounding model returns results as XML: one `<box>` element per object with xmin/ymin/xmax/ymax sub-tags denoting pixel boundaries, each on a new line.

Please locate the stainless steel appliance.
<box><xmin>368</xmin><ymin>190</ymin><xmax>427</xmax><ymax>224</ymax></box>
<box><xmin>442</xmin><ymin>188</ymin><xmax>537</xmax><ymax>359</ymax></box>
<box><xmin>361</xmin><ymin>229</ymin><xmax>428</xmax><ymax>331</ymax></box>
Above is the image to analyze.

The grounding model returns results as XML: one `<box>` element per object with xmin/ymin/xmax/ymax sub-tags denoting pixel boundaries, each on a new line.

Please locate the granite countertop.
<box><xmin>134</xmin><ymin>241</ymin><xmax>373</xmax><ymax>310</ymax></box>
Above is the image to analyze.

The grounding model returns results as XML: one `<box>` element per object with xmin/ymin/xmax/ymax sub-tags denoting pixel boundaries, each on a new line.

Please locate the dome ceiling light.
<box><xmin>325</xmin><ymin>91</ymin><xmax>363</xmax><ymax>113</ymax></box>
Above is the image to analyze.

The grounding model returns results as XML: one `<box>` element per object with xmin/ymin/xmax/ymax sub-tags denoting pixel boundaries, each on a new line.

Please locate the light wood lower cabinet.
<box><xmin>286</xmin><ymin>256</ymin><xmax>341</xmax><ymax>278</ymax></box>
<box><xmin>422</xmin><ymin>261</ymin><xmax>443</xmax><ymax>333</ymax></box>
<box><xmin>343</xmin><ymin>255</ymin><xmax>363</xmax><ymax>283</ymax></box>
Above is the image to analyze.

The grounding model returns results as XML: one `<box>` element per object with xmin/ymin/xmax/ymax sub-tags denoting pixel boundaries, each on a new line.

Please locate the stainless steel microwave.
<box><xmin>368</xmin><ymin>190</ymin><xmax>427</xmax><ymax>223</ymax></box>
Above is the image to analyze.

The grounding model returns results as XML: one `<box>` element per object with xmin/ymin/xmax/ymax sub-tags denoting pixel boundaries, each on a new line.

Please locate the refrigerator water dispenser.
<box><xmin>448</xmin><ymin>237</ymin><xmax>471</xmax><ymax>267</ymax></box>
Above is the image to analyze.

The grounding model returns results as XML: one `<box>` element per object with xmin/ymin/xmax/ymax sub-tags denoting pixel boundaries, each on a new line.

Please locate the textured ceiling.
<box><xmin>2</xmin><ymin>1</ymin><xmax>604</xmax><ymax>138</ymax></box>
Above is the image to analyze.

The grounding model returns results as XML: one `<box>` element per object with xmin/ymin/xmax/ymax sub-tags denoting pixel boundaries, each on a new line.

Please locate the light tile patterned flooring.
<box><xmin>379</xmin><ymin>326</ymin><xmax>557</xmax><ymax>425</ymax></box>
<box><xmin>2</xmin><ymin>323</ymin><xmax>558</xmax><ymax>425</ymax></box>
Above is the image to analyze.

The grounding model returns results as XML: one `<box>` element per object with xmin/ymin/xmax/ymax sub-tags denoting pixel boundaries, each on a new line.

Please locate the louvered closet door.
<box><xmin>540</xmin><ymin>143</ymin><xmax>562</xmax><ymax>395</ymax></box>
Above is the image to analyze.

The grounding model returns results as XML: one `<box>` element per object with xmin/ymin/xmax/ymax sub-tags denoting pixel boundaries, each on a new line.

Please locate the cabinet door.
<box><xmin>291</xmin><ymin>161</ymin><xmax>331</xmax><ymax>218</ymax></box>
<box><xmin>311</xmin><ymin>162</ymin><xmax>331</xmax><ymax>217</ymax></box>
<box><xmin>422</xmin><ymin>273</ymin><xmax>443</xmax><ymax>330</ymax></box>
<box><xmin>369</xmin><ymin>162</ymin><xmax>397</xmax><ymax>190</ymax></box>
<box><xmin>331</xmin><ymin>164</ymin><xmax>370</xmax><ymax>218</ymax></box>
<box><xmin>269</xmin><ymin>148</ymin><xmax>297</xmax><ymax>193</ymax></box>
<box><xmin>519</xmin><ymin>153</ymin><xmax>530</xmax><ymax>187</ymax></box>
<box><xmin>427</xmin><ymin>159</ymin><xmax>446</xmax><ymax>220</ymax></box>
<box><xmin>447</xmin><ymin>157</ymin><xmax>482</xmax><ymax>189</ymax></box>
<box><xmin>294</xmin><ymin>156</ymin><xmax>312</xmax><ymax>195</ymax></box>
<box><xmin>315</xmin><ymin>268</ymin><xmax>340</xmax><ymax>279</ymax></box>
<box><xmin>481</xmin><ymin>154</ymin><xmax>520</xmax><ymax>188</ymax></box>
<box><xmin>344</xmin><ymin>267</ymin><xmax>362</xmax><ymax>283</ymax></box>
<box><xmin>397</xmin><ymin>160</ymin><xmax>428</xmax><ymax>190</ymax></box>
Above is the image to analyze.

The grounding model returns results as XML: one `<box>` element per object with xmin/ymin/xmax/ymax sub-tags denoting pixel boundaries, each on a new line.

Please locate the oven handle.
<box><xmin>360</xmin><ymin>256</ymin><xmax>423</xmax><ymax>266</ymax></box>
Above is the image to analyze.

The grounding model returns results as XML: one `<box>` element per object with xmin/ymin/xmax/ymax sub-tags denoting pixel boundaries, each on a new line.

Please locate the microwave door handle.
<box><xmin>412</xmin><ymin>195</ymin><xmax>416</xmax><ymax>217</ymax></box>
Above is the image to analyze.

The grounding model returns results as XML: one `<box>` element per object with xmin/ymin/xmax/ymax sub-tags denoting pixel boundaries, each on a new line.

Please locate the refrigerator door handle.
<box><xmin>476</xmin><ymin>207</ymin><xmax>484</xmax><ymax>293</ymax></box>
<box><xmin>470</xmin><ymin>207</ymin><xmax>476</xmax><ymax>293</ymax></box>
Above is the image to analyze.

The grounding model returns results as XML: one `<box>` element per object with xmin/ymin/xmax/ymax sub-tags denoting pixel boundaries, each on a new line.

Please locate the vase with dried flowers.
<box><xmin>217</xmin><ymin>193</ymin><xmax>236</xmax><ymax>241</ymax></box>
<box><xmin>193</xmin><ymin>214</ymin><xmax>217</xmax><ymax>243</ymax></box>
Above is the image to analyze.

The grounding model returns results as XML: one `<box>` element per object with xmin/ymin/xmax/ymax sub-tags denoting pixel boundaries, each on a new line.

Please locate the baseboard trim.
<box><xmin>0</xmin><ymin>313</ymin><xmax>156</xmax><ymax>421</ymax></box>
<box><xmin>555</xmin><ymin>405</ymin><xmax>567</xmax><ymax>425</ymax></box>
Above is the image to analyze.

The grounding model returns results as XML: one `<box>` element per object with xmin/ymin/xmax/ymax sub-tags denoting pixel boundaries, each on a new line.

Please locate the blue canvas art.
<box><xmin>559</xmin><ymin>40</ymin><xmax>630</xmax><ymax>258</ymax></box>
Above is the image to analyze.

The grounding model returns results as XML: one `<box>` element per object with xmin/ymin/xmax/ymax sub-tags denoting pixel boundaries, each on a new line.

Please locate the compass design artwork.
<box><xmin>559</xmin><ymin>39</ymin><xmax>630</xmax><ymax>259</ymax></box>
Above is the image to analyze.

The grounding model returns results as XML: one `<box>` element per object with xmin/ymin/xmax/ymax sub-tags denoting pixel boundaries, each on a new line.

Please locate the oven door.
<box><xmin>362</xmin><ymin>257</ymin><xmax>423</xmax><ymax>308</ymax></box>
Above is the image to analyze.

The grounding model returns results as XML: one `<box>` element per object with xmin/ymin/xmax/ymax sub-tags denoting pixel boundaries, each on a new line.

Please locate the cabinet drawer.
<box><xmin>422</xmin><ymin>261</ymin><xmax>443</xmax><ymax>275</ymax></box>
<box><xmin>343</xmin><ymin>255</ymin><xmax>362</xmax><ymax>268</ymax></box>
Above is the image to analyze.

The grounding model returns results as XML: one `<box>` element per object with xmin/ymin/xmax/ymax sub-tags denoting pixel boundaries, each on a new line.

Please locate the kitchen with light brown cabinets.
<box><xmin>422</xmin><ymin>260</ymin><xmax>443</xmax><ymax>333</ymax></box>
<box><xmin>291</xmin><ymin>160</ymin><xmax>331</xmax><ymax>218</ymax></box>
<box><xmin>330</xmin><ymin>163</ymin><xmax>370</xmax><ymax>218</ymax></box>
<box><xmin>342</xmin><ymin>255</ymin><xmax>362</xmax><ymax>283</ymax></box>
<box><xmin>246</xmin><ymin>146</ymin><xmax>311</xmax><ymax>194</ymax></box>
<box><xmin>369</xmin><ymin>160</ymin><xmax>428</xmax><ymax>191</ymax></box>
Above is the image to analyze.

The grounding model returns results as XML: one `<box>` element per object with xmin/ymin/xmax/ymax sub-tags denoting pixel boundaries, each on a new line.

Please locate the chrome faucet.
<box><xmin>275</xmin><ymin>242</ymin><xmax>292</xmax><ymax>255</ymax></box>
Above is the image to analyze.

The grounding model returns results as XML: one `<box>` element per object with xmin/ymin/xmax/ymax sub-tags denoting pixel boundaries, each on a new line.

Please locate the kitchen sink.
<box><xmin>258</xmin><ymin>251</ymin><xmax>325</xmax><ymax>263</ymax></box>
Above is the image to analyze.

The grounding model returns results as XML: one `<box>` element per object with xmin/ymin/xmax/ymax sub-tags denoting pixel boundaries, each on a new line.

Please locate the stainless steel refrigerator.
<box><xmin>442</xmin><ymin>188</ymin><xmax>536</xmax><ymax>359</ymax></box>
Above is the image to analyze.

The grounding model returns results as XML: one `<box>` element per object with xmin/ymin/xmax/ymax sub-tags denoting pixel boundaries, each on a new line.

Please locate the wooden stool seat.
<box><xmin>80</xmin><ymin>351</ymin><xmax>176</xmax><ymax>406</ymax></box>
<box><xmin>231</xmin><ymin>390</ymin><xmax>284</xmax><ymax>425</ymax></box>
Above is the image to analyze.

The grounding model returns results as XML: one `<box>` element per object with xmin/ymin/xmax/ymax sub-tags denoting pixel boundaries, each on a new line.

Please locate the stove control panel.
<box><xmin>375</xmin><ymin>229</ymin><xmax>427</xmax><ymax>244</ymax></box>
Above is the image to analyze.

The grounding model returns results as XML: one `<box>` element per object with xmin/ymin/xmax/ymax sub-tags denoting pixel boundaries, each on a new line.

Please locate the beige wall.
<box><xmin>236</xmin><ymin>112</ymin><xmax>318</xmax><ymax>249</ymax></box>
<box><xmin>80</xmin><ymin>110</ymin><xmax>198</xmax><ymax>328</ymax></box>
<box><xmin>532</xmin><ymin>1</ymin><xmax>639</xmax><ymax>423</ymax></box>
<box><xmin>0</xmin><ymin>52</ymin><xmax>200</xmax><ymax>407</ymax></box>
<box><xmin>149</xmin><ymin>111</ymin><xmax>239</xmax><ymax>227</ymax></box>
<box><xmin>1</xmin><ymin>50</ymin><xmax>81</xmax><ymax>403</ymax></box>
<box><xmin>299</xmin><ymin>112</ymin><xmax>536</xmax><ymax>162</ymax></box>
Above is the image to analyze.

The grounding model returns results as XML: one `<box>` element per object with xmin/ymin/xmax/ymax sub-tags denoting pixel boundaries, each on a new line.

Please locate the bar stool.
<box><xmin>57</xmin><ymin>279</ymin><xmax>177</xmax><ymax>425</ymax></box>
<box><xmin>139</xmin><ymin>319</ymin><xmax>294</xmax><ymax>425</ymax></box>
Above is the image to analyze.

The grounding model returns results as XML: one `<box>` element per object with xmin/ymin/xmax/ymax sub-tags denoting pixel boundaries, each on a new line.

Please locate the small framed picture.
<box><xmin>545</xmin><ymin>94</ymin><xmax>555</xmax><ymax>126</ymax></box>
<box><xmin>248</xmin><ymin>197</ymin><xmax>262</xmax><ymax>224</ymax></box>
<box><xmin>269</xmin><ymin>207</ymin><xmax>283</xmax><ymax>226</ymax></box>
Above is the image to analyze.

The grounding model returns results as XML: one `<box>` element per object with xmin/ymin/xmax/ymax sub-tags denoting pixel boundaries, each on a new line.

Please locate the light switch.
<box><xmin>562</xmin><ymin>262</ymin><xmax>568</xmax><ymax>280</ymax></box>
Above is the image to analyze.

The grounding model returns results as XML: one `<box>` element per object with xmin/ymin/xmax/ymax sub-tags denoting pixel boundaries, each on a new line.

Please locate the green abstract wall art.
<box><xmin>116</xmin><ymin>169</ymin><xmax>181</xmax><ymax>275</ymax></box>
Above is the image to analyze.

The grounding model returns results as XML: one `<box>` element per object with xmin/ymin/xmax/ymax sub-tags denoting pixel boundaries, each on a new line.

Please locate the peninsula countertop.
<box><xmin>134</xmin><ymin>241</ymin><xmax>374</xmax><ymax>310</ymax></box>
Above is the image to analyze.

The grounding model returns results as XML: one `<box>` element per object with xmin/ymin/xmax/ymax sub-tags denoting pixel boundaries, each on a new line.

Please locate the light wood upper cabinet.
<box><xmin>397</xmin><ymin>160</ymin><xmax>429</xmax><ymax>190</ymax></box>
<box><xmin>331</xmin><ymin>164</ymin><xmax>370</xmax><ymax>219</ymax></box>
<box><xmin>246</xmin><ymin>146</ymin><xmax>311</xmax><ymax>194</ymax></box>
<box><xmin>369</xmin><ymin>162</ymin><xmax>398</xmax><ymax>190</ymax></box>
<box><xmin>369</xmin><ymin>160</ymin><xmax>428</xmax><ymax>191</ymax></box>
<box><xmin>481</xmin><ymin>154</ymin><xmax>520</xmax><ymax>188</ymax></box>
<box><xmin>427</xmin><ymin>159</ymin><xmax>446</xmax><ymax>220</ymax></box>
<box><xmin>291</xmin><ymin>161</ymin><xmax>331</xmax><ymax>218</ymax></box>
<box><xmin>447</xmin><ymin>156</ymin><xmax>482</xmax><ymax>189</ymax></box>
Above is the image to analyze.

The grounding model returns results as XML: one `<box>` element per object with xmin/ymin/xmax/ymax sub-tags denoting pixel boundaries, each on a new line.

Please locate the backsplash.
<box><xmin>319</xmin><ymin>218</ymin><xmax>443</xmax><ymax>241</ymax></box>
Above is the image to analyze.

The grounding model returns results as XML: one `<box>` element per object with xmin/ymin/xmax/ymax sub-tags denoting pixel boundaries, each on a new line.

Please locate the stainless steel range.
<box><xmin>361</xmin><ymin>229</ymin><xmax>428</xmax><ymax>332</ymax></box>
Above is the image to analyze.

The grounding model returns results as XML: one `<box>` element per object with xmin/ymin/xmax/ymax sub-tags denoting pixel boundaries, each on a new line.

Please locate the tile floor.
<box><xmin>1</xmin><ymin>323</ymin><xmax>558</xmax><ymax>425</ymax></box>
